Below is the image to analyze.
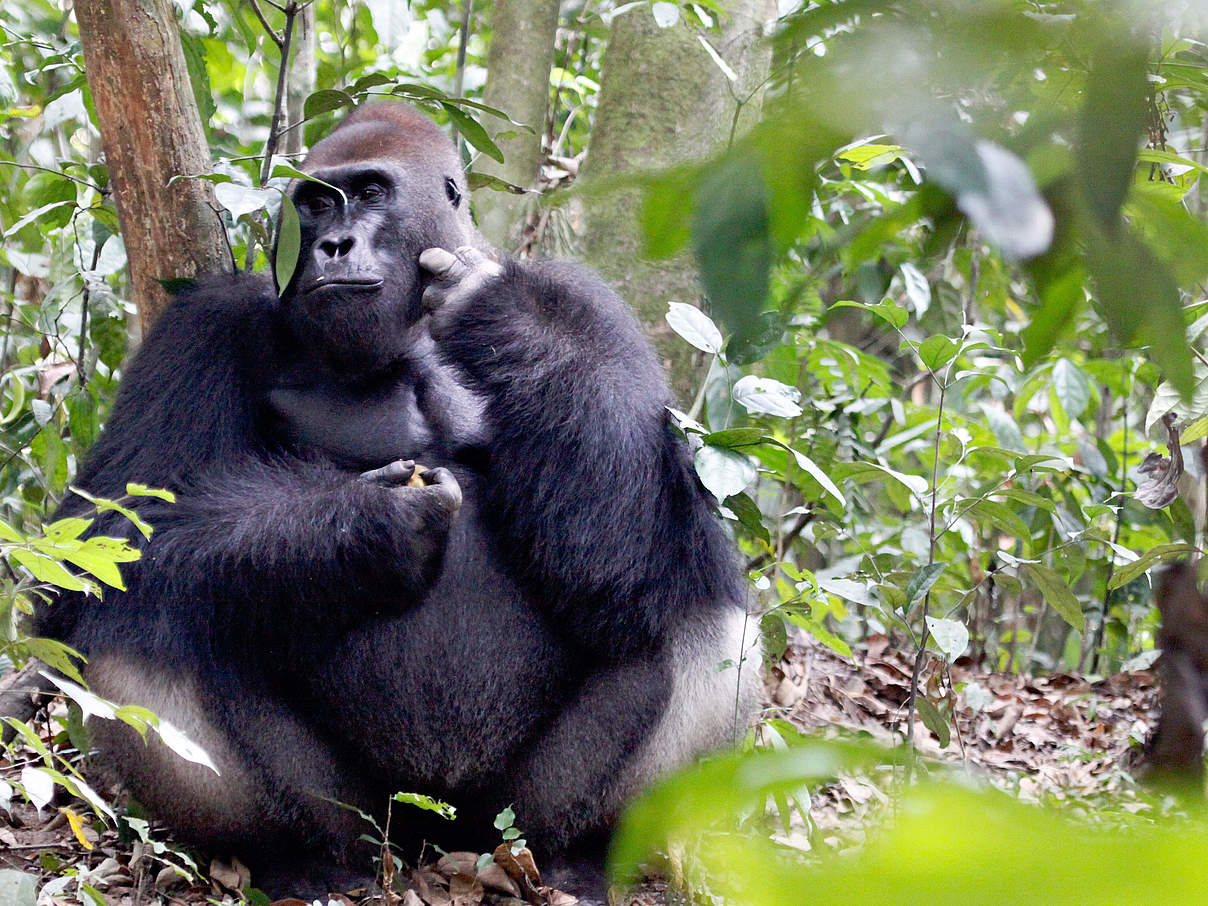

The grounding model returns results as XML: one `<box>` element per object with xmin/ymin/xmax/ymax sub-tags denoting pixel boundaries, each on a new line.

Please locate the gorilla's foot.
<box><xmin>251</xmin><ymin>858</ymin><xmax>378</xmax><ymax>901</ymax></box>
<box><xmin>541</xmin><ymin>850</ymin><xmax>611</xmax><ymax>906</ymax></box>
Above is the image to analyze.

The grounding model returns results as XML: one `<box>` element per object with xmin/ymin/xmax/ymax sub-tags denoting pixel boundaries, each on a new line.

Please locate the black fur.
<box><xmin>34</xmin><ymin>104</ymin><xmax>751</xmax><ymax>896</ymax></box>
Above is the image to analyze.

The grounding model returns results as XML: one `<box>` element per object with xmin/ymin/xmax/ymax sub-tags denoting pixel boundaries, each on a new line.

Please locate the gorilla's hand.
<box><xmin>419</xmin><ymin>246</ymin><xmax>503</xmax><ymax>319</ymax></box>
<box><xmin>359</xmin><ymin>460</ymin><xmax>463</xmax><ymax>515</ymax></box>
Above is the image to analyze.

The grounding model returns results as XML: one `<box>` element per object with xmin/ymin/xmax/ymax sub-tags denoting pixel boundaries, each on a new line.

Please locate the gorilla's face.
<box><xmin>282</xmin><ymin>156</ymin><xmax>470</xmax><ymax>375</ymax></box>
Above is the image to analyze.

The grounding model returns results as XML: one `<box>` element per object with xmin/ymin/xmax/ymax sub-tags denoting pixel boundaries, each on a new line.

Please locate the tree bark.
<box><xmin>74</xmin><ymin>0</ymin><xmax>231</xmax><ymax>334</ymax></box>
<box><xmin>473</xmin><ymin>0</ymin><xmax>561</xmax><ymax>251</ymax></box>
<box><xmin>579</xmin><ymin>0</ymin><xmax>774</xmax><ymax>402</ymax></box>
<box><xmin>282</xmin><ymin>2</ymin><xmax>316</xmax><ymax>159</ymax></box>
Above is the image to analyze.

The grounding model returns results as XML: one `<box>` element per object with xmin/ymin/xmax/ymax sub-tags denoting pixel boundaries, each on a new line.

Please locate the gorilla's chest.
<box><xmin>266</xmin><ymin>378</ymin><xmax>432</xmax><ymax>471</ymax></box>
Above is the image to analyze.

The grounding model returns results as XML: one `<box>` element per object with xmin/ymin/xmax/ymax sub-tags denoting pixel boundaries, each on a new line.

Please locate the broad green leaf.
<box><xmin>441</xmin><ymin>103</ymin><xmax>504</xmax><ymax>163</ymax></box>
<box><xmin>303</xmin><ymin>88</ymin><xmax>355</xmax><ymax>118</ymax></box>
<box><xmin>980</xmin><ymin>405</ymin><xmax>1026</xmax><ymax>452</ymax></box>
<box><xmin>915</xmin><ymin>695</ymin><xmax>951</xmax><ymax>748</ymax></box>
<box><xmin>156</xmin><ymin>721</ymin><xmax>219</xmax><ymax>774</ymax></box>
<box><xmin>925</xmin><ymin>616</ymin><xmax>969</xmax><ymax>660</ymax></box>
<box><xmin>494</xmin><ymin>805</ymin><xmax>516</xmax><ymax>829</ymax></box>
<box><xmin>905</xmin><ymin>562</ymin><xmax>947</xmax><ymax>605</ymax></box>
<box><xmin>10</xmin><ymin>549</ymin><xmax>91</xmax><ymax>593</ymax></box>
<box><xmin>725</xmin><ymin>492</ymin><xmax>770</xmax><ymax>545</ymax></box>
<box><xmin>275</xmin><ymin>193</ymin><xmax>301</xmax><ymax>294</ymax></box>
<box><xmin>783</xmin><ymin>445</ymin><xmax>846</xmax><ymax>507</ymax></box>
<box><xmin>834</xmin><ymin>462</ymin><xmax>929</xmax><ymax>499</ymax></box>
<box><xmin>917</xmin><ymin>335</ymin><xmax>957</xmax><ymax>372</ymax></box>
<box><xmin>1024</xmin><ymin>563</ymin><xmax>1084</xmax><ymax>632</ymax></box>
<box><xmin>732</xmin><ymin>376</ymin><xmax>802</xmax><ymax>418</ymax></box>
<box><xmin>1078</xmin><ymin>39</ymin><xmax>1147</xmax><ymax>228</ymax></box>
<box><xmin>703</xmin><ymin>428</ymin><xmax>764</xmax><ymax>449</ymax></box>
<box><xmin>666</xmin><ymin>302</ymin><xmax>723</xmax><ymax>354</ymax></box>
<box><xmin>967</xmin><ymin>499</ymin><xmax>1031</xmax><ymax>541</ymax></box>
<box><xmin>214</xmin><ymin>182</ymin><xmax>272</xmax><ymax>220</ymax></box>
<box><xmin>694</xmin><ymin>446</ymin><xmax>757</xmax><ymax>502</ymax></box>
<box><xmin>1107</xmin><ymin>543</ymin><xmax>1200</xmax><ymax>590</ymax></box>
<box><xmin>1051</xmin><ymin>358</ymin><xmax>1090</xmax><ymax>420</ymax></box>
<box><xmin>899</xmin><ymin>262</ymin><xmax>931</xmax><ymax>315</ymax></box>
<box><xmin>830</xmin><ymin>299</ymin><xmax>908</xmax><ymax>329</ymax></box>
<box><xmin>692</xmin><ymin>152</ymin><xmax>773</xmax><ymax>338</ymax></box>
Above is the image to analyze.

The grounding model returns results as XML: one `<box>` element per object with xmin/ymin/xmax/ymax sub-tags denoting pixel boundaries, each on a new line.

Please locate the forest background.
<box><xmin>5</xmin><ymin>0</ymin><xmax>1208</xmax><ymax>903</ymax></box>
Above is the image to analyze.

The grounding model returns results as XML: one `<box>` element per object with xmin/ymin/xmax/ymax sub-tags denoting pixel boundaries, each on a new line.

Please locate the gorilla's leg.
<box><xmin>87</xmin><ymin>655</ymin><xmax>374</xmax><ymax>894</ymax></box>
<box><xmin>508</xmin><ymin>608</ymin><xmax>760</xmax><ymax>903</ymax></box>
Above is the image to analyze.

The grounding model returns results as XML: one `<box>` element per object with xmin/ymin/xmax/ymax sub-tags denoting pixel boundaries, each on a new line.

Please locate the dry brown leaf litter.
<box><xmin>1</xmin><ymin>637</ymin><xmax>1161</xmax><ymax>905</ymax></box>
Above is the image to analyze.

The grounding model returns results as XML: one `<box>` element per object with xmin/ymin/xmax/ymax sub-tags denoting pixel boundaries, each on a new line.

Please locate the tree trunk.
<box><xmin>473</xmin><ymin>0</ymin><xmax>561</xmax><ymax>251</ymax></box>
<box><xmin>74</xmin><ymin>0</ymin><xmax>231</xmax><ymax>335</ymax></box>
<box><xmin>282</xmin><ymin>2</ymin><xmax>316</xmax><ymax>159</ymax></box>
<box><xmin>579</xmin><ymin>0</ymin><xmax>774</xmax><ymax>401</ymax></box>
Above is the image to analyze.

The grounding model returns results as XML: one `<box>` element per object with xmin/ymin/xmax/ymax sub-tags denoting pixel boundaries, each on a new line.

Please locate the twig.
<box><xmin>257</xmin><ymin>1</ymin><xmax>300</xmax><ymax>188</ymax></box>
<box><xmin>906</xmin><ymin>382</ymin><xmax>946</xmax><ymax>764</ymax></box>
<box><xmin>247</xmin><ymin>0</ymin><xmax>284</xmax><ymax>48</ymax></box>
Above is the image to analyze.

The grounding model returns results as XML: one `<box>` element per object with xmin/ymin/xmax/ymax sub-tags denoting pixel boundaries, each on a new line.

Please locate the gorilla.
<box><xmin>34</xmin><ymin>104</ymin><xmax>758</xmax><ymax>898</ymax></box>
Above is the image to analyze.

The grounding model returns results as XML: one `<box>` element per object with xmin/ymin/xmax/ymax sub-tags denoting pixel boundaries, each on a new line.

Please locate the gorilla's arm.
<box><xmin>424</xmin><ymin>252</ymin><xmax>742</xmax><ymax>651</ymax></box>
<box><xmin>45</xmin><ymin>275</ymin><xmax>458</xmax><ymax>660</ymax></box>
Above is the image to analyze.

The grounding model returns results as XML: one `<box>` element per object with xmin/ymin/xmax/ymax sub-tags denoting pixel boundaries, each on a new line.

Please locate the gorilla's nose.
<box><xmin>318</xmin><ymin>235</ymin><xmax>355</xmax><ymax>260</ymax></box>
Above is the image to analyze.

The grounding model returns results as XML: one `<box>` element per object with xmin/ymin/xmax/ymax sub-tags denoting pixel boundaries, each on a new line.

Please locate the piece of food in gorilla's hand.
<box><xmin>32</xmin><ymin>101</ymin><xmax>759</xmax><ymax>902</ymax></box>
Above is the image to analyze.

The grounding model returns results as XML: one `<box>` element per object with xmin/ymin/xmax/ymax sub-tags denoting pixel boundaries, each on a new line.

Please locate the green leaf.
<box><xmin>393</xmin><ymin>792</ymin><xmax>457</xmax><ymax>820</ymax></box>
<box><xmin>642</xmin><ymin>168</ymin><xmax>696</xmax><ymax>258</ymax></box>
<box><xmin>441</xmin><ymin>103</ymin><xmax>503</xmax><ymax>163</ymax></box>
<box><xmin>967</xmin><ymin>499</ymin><xmax>1031</xmax><ymax>542</ymax></box>
<box><xmin>1108</xmin><ymin>543</ymin><xmax>1199</xmax><ymax>590</ymax></box>
<box><xmin>126</xmin><ymin>483</ymin><xmax>176</xmax><ymax>503</ymax></box>
<box><xmin>899</xmin><ymin>262</ymin><xmax>931</xmax><ymax>315</ymax></box>
<box><xmin>493</xmin><ymin>806</ymin><xmax>515</xmax><ymax>830</ymax></box>
<box><xmin>917</xmin><ymin>335</ymin><xmax>957</xmax><ymax>372</ymax></box>
<box><xmin>275</xmin><ymin>193</ymin><xmax>301</xmax><ymax>294</ymax></box>
<box><xmin>830</xmin><ymin>299</ymin><xmax>908</xmax><ymax>329</ymax></box>
<box><xmin>1024</xmin><ymin>563</ymin><xmax>1084</xmax><ymax>632</ymax></box>
<box><xmin>694</xmin><ymin>446</ymin><xmax>757</xmax><ymax>502</ymax></box>
<box><xmin>915</xmin><ymin>695</ymin><xmax>951</xmax><ymax>748</ymax></box>
<box><xmin>726</xmin><ymin>492</ymin><xmax>770</xmax><ymax>545</ymax></box>
<box><xmin>179</xmin><ymin>30</ymin><xmax>215</xmax><ymax>135</ymax></box>
<box><xmin>10</xmin><ymin>549</ymin><xmax>91</xmax><ymax>593</ymax></box>
<box><xmin>303</xmin><ymin>88</ymin><xmax>355</xmax><ymax>118</ymax></box>
<box><xmin>666</xmin><ymin>303</ymin><xmax>723</xmax><ymax>354</ymax></box>
<box><xmin>1051</xmin><ymin>359</ymin><xmax>1090</xmax><ymax>420</ymax></box>
<box><xmin>692</xmin><ymin>152</ymin><xmax>773</xmax><ymax>338</ymax></box>
<box><xmin>1078</xmin><ymin>38</ymin><xmax>1148</xmax><ymax>228</ymax></box>
<box><xmin>925</xmin><ymin>616</ymin><xmax>969</xmax><ymax>661</ymax></box>
<box><xmin>703</xmin><ymin>428</ymin><xmax>765</xmax><ymax>449</ymax></box>
<box><xmin>905</xmin><ymin>562</ymin><xmax>947</xmax><ymax>605</ymax></box>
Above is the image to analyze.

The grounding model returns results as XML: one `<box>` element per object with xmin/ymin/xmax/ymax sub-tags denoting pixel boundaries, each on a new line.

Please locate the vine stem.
<box><xmin>906</xmin><ymin>381</ymin><xmax>946</xmax><ymax>767</ymax></box>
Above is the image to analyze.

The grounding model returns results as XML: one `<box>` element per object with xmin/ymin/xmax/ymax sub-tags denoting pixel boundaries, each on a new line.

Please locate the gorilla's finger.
<box><xmin>359</xmin><ymin>459</ymin><xmax>415</xmax><ymax>486</ymax></box>
<box><xmin>419</xmin><ymin>247</ymin><xmax>466</xmax><ymax>281</ymax></box>
<box><xmin>422</xmin><ymin>467</ymin><xmax>463</xmax><ymax>513</ymax></box>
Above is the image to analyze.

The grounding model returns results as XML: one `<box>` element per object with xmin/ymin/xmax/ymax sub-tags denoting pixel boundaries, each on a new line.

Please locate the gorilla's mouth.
<box><xmin>304</xmin><ymin>277</ymin><xmax>385</xmax><ymax>295</ymax></box>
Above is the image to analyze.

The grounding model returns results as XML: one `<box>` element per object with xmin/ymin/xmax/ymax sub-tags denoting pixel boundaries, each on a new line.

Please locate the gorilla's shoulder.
<box><xmin>141</xmin><ymin>272</ymin><xmax>280</xmax><ymax>357</ymax></box>
<box><xmin>161</xmin><ymin>271</ymin><xmax>278</xmax><ymax>323</ymax></box>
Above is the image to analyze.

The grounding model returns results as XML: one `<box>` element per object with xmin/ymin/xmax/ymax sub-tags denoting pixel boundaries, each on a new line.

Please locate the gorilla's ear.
<box><xmin>445</xmin><ymin>178</ymin><xmax>462</xmax><ymax>208</ymax></box>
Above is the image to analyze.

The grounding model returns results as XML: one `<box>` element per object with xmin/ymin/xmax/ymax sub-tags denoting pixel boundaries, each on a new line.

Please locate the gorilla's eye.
<box><xmin>301</xmin><ymin>194</ymin><xmax>335</xmax><ymax>216</ymax></box>
<box><xmin>445</xmin><ymin>177</ymin><xmax>462</xmax><ymax>208</ymax></box>
<box><xmin>358</xmin><ymin>183</ymin><xmax>385</xmax><ymax>203</ymax></box>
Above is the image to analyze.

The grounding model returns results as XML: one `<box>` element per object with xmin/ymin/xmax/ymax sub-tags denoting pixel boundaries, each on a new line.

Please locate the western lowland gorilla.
<box><xmin>34</xmin><ymin>103</ymin><xmax>759</xmax><ymax>898</ymax></box>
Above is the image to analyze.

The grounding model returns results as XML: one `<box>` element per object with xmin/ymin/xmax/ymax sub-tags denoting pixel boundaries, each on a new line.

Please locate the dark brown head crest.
<box><xmin>301</xmin><ymin>103</ymin><xmax>458</xmax><ymax>171</ymax></box>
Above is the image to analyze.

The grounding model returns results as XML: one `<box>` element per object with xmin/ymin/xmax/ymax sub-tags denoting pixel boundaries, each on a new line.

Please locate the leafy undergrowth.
<box><xmin>0</xmin><ymin>641</ymin><xmax>1160</xmax><ymax>906</ymax></box>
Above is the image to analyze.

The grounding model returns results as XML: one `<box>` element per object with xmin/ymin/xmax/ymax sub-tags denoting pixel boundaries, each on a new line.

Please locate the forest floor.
<box><xmin>0</xmin><ymin>637</ymin><xmax>1160</xmax><ymax>906</ymax></box>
